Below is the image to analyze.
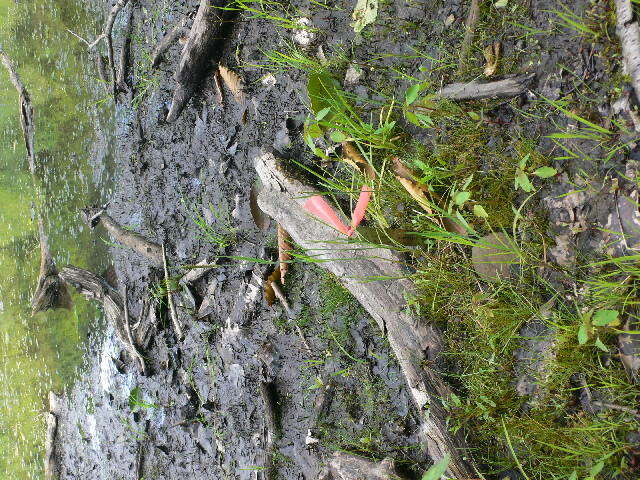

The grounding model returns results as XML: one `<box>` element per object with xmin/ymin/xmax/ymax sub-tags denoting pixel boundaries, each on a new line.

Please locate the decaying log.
<box><xmin>59</xmin><ymin>266</ymin><xmax>146</xmax><ymax>373</ymax></box>
<box><xmin>0</xmin><ymin>50</ymin><xmax>72</xmax><ymax>314</ymax></box>
<box><xmin>321</xmin><ymin>452</ymin><xmax>406</xmax><ymax>480</ymax></box>
<box><xmin>31</xmin><ymin>218</ymin><xmax>72</xmax><ymax>315</ymax></box>
<box><xmin>615</xmin><ymin>0</ymin><xmax>640</xmax><ymax>101</ymax></box>
<box><xmin>162</xmin><ymin>244</ymin><xmax>184</xmax><ymax>339</ymax></box>
<box><xmin>151</xmin><ymin>19</ymin><xmax>189</xmax><ymax>68</ymax></box>
<box><xmin>166</xmin><ymin>0</ymin><xmax>238</xmax><ymax>122</ymax></box>
<box><xmin>44</xmin><ymin>392</ymin><xmax>59</xmax><ymax>480</ymax></box>
<box><xmin>437</xmin><ymin>73</ymin><xmax>535</xmax><ymax>101</ymax></box>
<box><xmin>254</xmin><ymin>152</ymin><xmax>475</xmax><ymax>479</ymax></box>
<box><xmin>82</xmin><ymin>207</ymin><xmax>163</xmax><ymax>267</ymax></box>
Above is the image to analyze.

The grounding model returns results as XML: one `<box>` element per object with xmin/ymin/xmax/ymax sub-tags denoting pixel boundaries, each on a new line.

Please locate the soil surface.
<box><xmin>51</xmin><ymin>0</ymin><xmax>639</xmax><ymax>479</ymax></box>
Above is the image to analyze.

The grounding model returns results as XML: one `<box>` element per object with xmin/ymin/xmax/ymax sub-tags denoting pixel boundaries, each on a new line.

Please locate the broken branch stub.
<box><xmin>615</xmin><ymin>0</ymin><xmax>640</xmax><ymax>101</ymax></box>
<box><xmin>254</xmin><ymin>152</ymin><xmax>475</xmax><ymax>479</ymax></box>
<box><xmin>82</xmin><ymin>207</ymin><xmax>163</xmax><ymax>267</ymax></box>
<box><xmin>166</xmin><ymin>0</ymin><xmax>239</xmax><ymax>122</ymax></box>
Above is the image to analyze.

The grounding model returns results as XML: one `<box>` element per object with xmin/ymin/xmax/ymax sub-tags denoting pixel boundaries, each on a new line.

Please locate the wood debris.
<box><xmin>277</xmin><ymin>224</ymin><xmax>291</xmax><ymax>284</ymax></box>
<box><xmin>483</xmin><ymin>41</ymin><xmax>502</xmax><ymax>77</ymax></box>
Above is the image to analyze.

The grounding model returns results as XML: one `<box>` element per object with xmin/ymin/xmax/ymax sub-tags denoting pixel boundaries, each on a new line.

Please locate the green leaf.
<box><xmin>421</xmin><ymin>454</ymin><xmax>450</xmax><ymax>480</ymax></box>
<box><xmin>405</xmin><ymin>109</ymin><xmax>421</xmax><ymax>127</ymax></box>
<box><xmin>594</xmin><ymin>337</ymin><xmax>608</xmax><ymax>352</ymax></box>
<box><xmin>405</xmin><ymin>84</ymin><xmax>421</xmax><ymax>105</ymax></box>
<box><xmin>494</xmin><ymin>0</ymin><xmax>508</xmax><ymax>7</ymax></box>
<box><xmin>473</xmin><ymin>204</ymin><xmax>488</xmax><ymax>218</ymax></box>
<box><xmin>315</xmin><ymin>107</ymin><xmax>331</xmax><ymax>121</ymax></box>
<box><xmin>518</xmin><ymin>153</ymin><xmax>530</xmax><ymax>170</ymax></box>
<box><xmin>533</xmin><ymin>166</ymin><xmax>557</xmax><ymax>178</ymax></box>
<box><xmin>454</xmin><ymin>191</ymin><xmax>471</xmax><ymax>207</ymax></box>
<box><xmin>592</xmin><ymin>309</ymin><xmax>619</xmax><ymax>327</ymax></box>
<box><xmin>415</xmin><ymin>112</ymin><xmax>434</xmax><ymax>127</ymax></box>
<box><xmin>588</xmin><ymin>461</ymin><xmax>604</xmax><ymax>478</ymax></box>
<box><xmin>515</xmin><ymin>169</ymin><xmax>534</xmax><ymax>192</ymax></box>
<box><xmin>351</xmin><ymin>0</ymin><xmax>379</xmax><ymax>33</ymax></box>
<box><xmin>578</xmin><ymin>323</ymin><xmax>589</xmax><ymax>345</ymax></box>
<box><xmin>568</xmin><ymin>471</ymin><xmax>578</xmax><ymax>480</ymax></box>
<box><xmin>307</xmin><ymin>72</ymin><xmax>342</xmax><ymax>118</ymax></box>
<box><xmin>330</xmin><ymin>130</ymin><xmax>347</xmax><ymax>143</ymax></box>
<box><xmin>467</xmin><ymin>111</ymin><xmax>481</xmax><ymax>121</ymax></box>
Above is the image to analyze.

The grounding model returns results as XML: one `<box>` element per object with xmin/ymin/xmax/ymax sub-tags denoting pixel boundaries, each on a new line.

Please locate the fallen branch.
<box><xmin>59</xmin><ymin>265</ymin><xmax>146</xmax><ymax>373</ymax></box>
<box><xmin>82</xmin><ymin>207</ymin><xmax>163</xmax><ymax>267</ymax></box>
<box><xmin>615</xmin><ymin>0</ymin><xmax>640</xmax><ymax>101</ymax></box>
<box><xmin>259</xmin><ymin>380</ymin><xmax>279</xmax><ymax>480</ymax></box>
<box><xmin>123</xmin><ymin>285</ymin><xmax>147</xmax><ymax>374</ymax></box>
<box><xmin>166</xmin><ymin>0</ymin><xmax>239</xmax><ymax>122</ymax></box>
<box><xmin>44</xmin><ymin>392</ymin><xmax>58</xmax><ymax>480</ymax></box>
<box><xmin>115</xmin><ymin>4</ymin><xmax>134</xmax><ymax>92</ymax></box>
<box><xmin>437</xmin><ymin>73</ymin><xmax>535</xmax><ymax>101</ymax></box>
<box><xmin>254</xmin><ymin>152</ymin><xmax>475</xmax><ymax>479</ymax></box>
<box><xmin>162</xmin><ymin>243</ymin><xmax>184</xmax><ymax>339</ymax></box>
<box><xmin>151</xmin><ymin>19</ymin><xmax>189</xmax><ymax>68</ymax></box>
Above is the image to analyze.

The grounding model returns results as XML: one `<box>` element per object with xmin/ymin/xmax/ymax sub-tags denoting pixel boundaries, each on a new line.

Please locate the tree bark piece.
<box><xmin>615</xmin><ymin>0</ymin><xmax>640</xmax><ymax>101</ymax></box>
<box><xmin>166</xmin><ymin>0</ymin><xmax>238</xmax><ymax>122</ymax></box>
<box><xmin>254</xmin><ymin>152</ymin><xmax>475</xmax><ymax>479</ymax></box>
<box><xmin>151</xmin><ymin>21</ymin><xmax>189</xmax><ymax>68</ymax></box>
<box><xmin>323</xmin><ymin>452</ymin><xmax>406</xmax><ymax>480</ymax></box>
<box><xmin>44</xmin><ymin>396</ymin><xmax>58</xmax><ymax>480</ymax></box>
<box><xmin>83</xmin><ymin>207</ymin><xmax>163</xmax><ymax>267</ymax></box>
<box><xmin>59</xmin><ymin>266</ymin><xmax>146</xmax><ymax>373</ymax></box>
<box><xmin>437</xmin><ymin>73</ymin><xmax>535</xmax><ymax>101</ymax></box>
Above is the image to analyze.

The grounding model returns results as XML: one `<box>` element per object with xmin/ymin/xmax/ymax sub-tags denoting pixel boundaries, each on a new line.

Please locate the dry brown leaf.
<box><xmin>218</xmin><ymin>65</ymin><xmax>245</xmax><ymax>104</ymax></box>
<box><xmin>250</xmin><ymin>184</ymin><xmax>270</xmax><ymax>231</ymax></box>
<box><xmin>483</xmin><ymin>42</ymin><xmax>502</xmax><ymax>77</ymax></box>
<box><xmin>277</xmin><ymin>224</ymin><xmax>292</xmax><ymax>284</ymax></box>
<box><xmin>342</xmin><ymin>141</ymin><xmax>376</xmax><ymax>180</ymax></box>
<box><xmin>213</xmin><ymin>69</ymin><xmax>224</xmax><ymax>106</ymax></box>
<box><xmin>264</xmin><ymin>266</ymin><xmax>281</xmax><ymax>307</ymax></box>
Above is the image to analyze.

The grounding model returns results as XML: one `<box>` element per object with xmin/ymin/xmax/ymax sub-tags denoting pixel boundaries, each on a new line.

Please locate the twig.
<box><xmin>66</xmin><ymin>28</ymin><xmax>92</xmax><ymax>47</ymax></box>
<box><xmin>593</xmin><ymin>401</ymin><xmax>640</xmax><ymax>418</ymax></box>
<box><xmin>162</xmin><ymin>243</ymin><xmax>184</xmax><ymax>340</ymax></box>
<box><xmin>151</xmin><ymin>19</ymin><xmax>189</xmax><ymax>68</ymax></box>
<box><xmin>123</xmin><ymin>285</ymin><xmax>147</xmax><ymax>374</ymax></box>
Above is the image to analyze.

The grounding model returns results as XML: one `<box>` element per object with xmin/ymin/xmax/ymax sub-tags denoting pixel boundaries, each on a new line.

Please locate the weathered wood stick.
<box><xmin>123</xmin><ymin>284</ymin><xmax>147</xmax><ymax>374</ymax></box>
<box><xmin>259</xmin><ymin>380</ymin><xmax>279</xmax><ymax>480</ymax></box>
<box><xmin>82</xmin><ymin>207</ymin><xmax>163</xmax><ymax>267</ymax></box>
<box><xmin>437</xmin><ymin>73</ymin><xmax>535</xmax><ymax>101</ymax></box>
<box><xmin>162</xmin><ymin>243</ymin><xmax>184</xmax><ymax>339</ymax></box>
<box><xmin>254</xmin><ymin>152</ymin><xmax>475</xmax><ymax>479</ymax></box>
<box><xmin>166</xmin><ymin>0</ymin><xmax>238</xmax><ymax>122</ymax></box>
<box><xmin>59</xmin><ymin>265</ymin><xmax>146</xmax><ymax>373</ymax></box>
<box><xmin>180</xmin><ymin>258</ymin><xmax>217</xmax><ymax>284</ymax></box>
<box><xmin>320</xmin><ymin>452</ymin><xmax>406</xmax><ymax>480</ymax></box>
<box><xmin>615</xmin><ymin>0</ymin><xmax>640</xmax><ymax>101</ymax></box>
<box><xmin>151</xmin><ymin>20</ymin><xmax>189</xmax><ymax>68</ymax></box>
<box><xmin>44</xmin><ymin>412</ymin><xmax>57</xmax><ymax>480</ymax></box>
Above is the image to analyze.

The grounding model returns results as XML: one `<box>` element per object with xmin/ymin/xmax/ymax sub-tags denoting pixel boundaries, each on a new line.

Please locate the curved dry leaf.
<box><xmin>264</xmin><ymin>266</ymin><xmax>281</xmax><ymax>307</ymax></box>
<box><xmin>483</xmin><ymin>42</ymin><xmax>502</xmax><ymax>77</ymax></box>
<box><xmin>277</xmin><ymin>224</ymin><xmax>292</xmax><ymax>284</ymax></box>
<box><xmin>396</xmin><ymin>176</ymin><xmax>433</xmax><ymax>215</ymax></box>
<box><xmin>250</xmin><ymin>184</ymin><xmax>270</xmax><ymax>231</ymax></box>
<box><xmin>342</xmin><ymin>141</ymin><xmax>376</xmax><ymax>180</ymax></box>
<box><xmin>218</xmin><ymin>65</ymin><xmax>245</xmax><ymax>104</ymax></box>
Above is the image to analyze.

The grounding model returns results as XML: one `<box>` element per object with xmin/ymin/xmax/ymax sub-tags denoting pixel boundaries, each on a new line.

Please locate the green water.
<box><xmin>0</xmin><ymin>0</ymin><xmax>113</xmax><ymax>478</ymax></box>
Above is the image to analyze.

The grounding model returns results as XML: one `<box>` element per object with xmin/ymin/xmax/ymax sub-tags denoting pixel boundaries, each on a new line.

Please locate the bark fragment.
<box><xmin>321</xmin><ymin>452</ymin><xmax>406</xmax><ymax>480</ymax></box>
<box><xmin>615</xmin><ymin>0</ymin><xmax>640</xmax><ymax>101</ymax></box>
<box><xmin>437</xmin><ymin>74</ymin><xmax>535</xmax><ymax>101</ymax></box>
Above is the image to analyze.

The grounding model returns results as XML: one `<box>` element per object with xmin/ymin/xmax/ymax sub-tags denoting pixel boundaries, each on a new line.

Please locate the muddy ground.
<box><xmin>51</xmin><ymin>0</ymin><xmax>638</xmax><ymax>479</ymax></box>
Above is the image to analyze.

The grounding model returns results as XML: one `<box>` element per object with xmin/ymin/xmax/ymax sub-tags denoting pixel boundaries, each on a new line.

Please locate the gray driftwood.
<box><xmin>166</xmin><ymin>0</ymin><xmax>238</xmax><ymax>122</ymax></box>
<box><xmin>254</xmin><ymin>152</ymin><xmax>475</xmax><ymax>479</ymax></box>
<box><xmin>0</xmin><ymin>50</ymin><xmax>72</xmax><ymax>314</ymax></box>
<box><xmin>615</xmin><ymin>0</ymin><xmax>640</xmax><ymax>101</ymax></box>
<box><xmin>59</xmin><ymin>266</ymin><xmax>146</xmax><ymax>374</ymax></box>
<box><xmin>83</xmin><ymin>207</ymin><xmax>163</xmax><ymax>267</ymax></box>
<box><xmin>437</xmin><ymin>73</ymin><xmax>535</xmax><ymax>101</ymax></box>
<box><xmin>320</xmin><ymin>452</ymin><xmax>406</xmax><ymax>480</ymax></box>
